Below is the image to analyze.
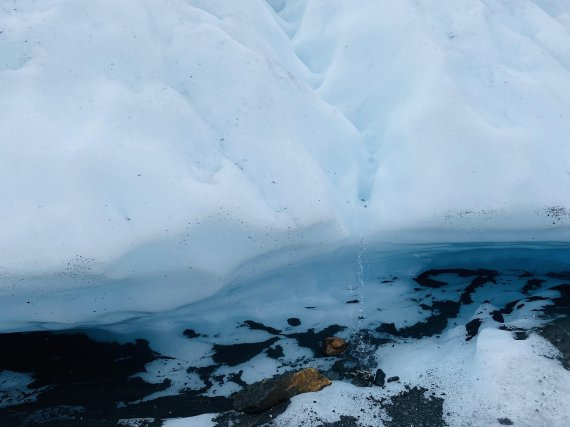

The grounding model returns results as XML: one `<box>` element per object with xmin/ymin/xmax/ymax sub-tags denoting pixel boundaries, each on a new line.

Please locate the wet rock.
<box><xmin>265</xmin><ymin>345</ymin><xmax>284</xmax><ymax>359</ymax></box>
<box><xmin>465</xmin><ymin>318</ymin><xmax>482</xmax><ymax>341</ymax></box>
<box><xmin>212</xmin><ymin>337</ymin><xmax>278</xmax><ymax>366</ymax></box>
<box><xmin>491</xmin><ymin>310</ymin><xmax>505</xmax><ymax>323</ymax></box>
<box><xmin>327</xmin><ymin>359</ymin><xmax>375</xmax><ymax>387</ymax></box>
<box><xmin>242</xmin><ymin>320</ymin><xmax>281</xmax><ymax>335</ymax></box>
<box><xmin>345</xmin><ymin>368</ymin><xmax>374</xmax><ymax>387</ymax></box>
<box><xmin>522</xmin><ymin>278</ymin><xmax>545</xmax><ymax>294</ymax></box>
<box><xmin>499</xmin><ymin>325</ymin><xmax>529</xmax><ymax>341</ymax></box>
<box><xmin>232</xmin><ymin>368</ymin><xmax>331</xmax><ymax>414</ymax></box>
<box><xmin>287</xmin><ymin>317</ymin><xmax>301</xmax><ymax>327</ymax></box>
<box><xmin>387</xmin><ymin>376</ymin><xmax>400</xmax><ymax>383</ymax></box>
<box><xmin>227</xmin><ymin>370</ymin><xmax>248</xmax><ymax>388</ymax></box>
<box><xmin>498</xmin><ymin>417</ymin><xmax>514</xmax><ymax>425</ymax></box>
<box><xmin>0</xmin><ymin>331</ymin><xmax>233</xmax><ymax>424</ymax></box>
<box><xmin>325</xmin><ymin>360</ymin><xmax>346</xmax><ymax>381</ymax></box>
<box><xmin>374</xmin><ymin>369</ymin><xmax>386</xmax><ymax>387</ymax></box>
<box><xmin>182</xmin><ymin>328</ymin><xmax>201</xmax><ymax>339</ymax></box>
<box><xmin>376</xmin><ymin>299</ymin><xmax>462</xmax><ymax>339</ymax></box>
<box><xmin>325</xmin><ymin>369</ymin><xmax>341</xmax><ymax>381</ymax></box>
<box><xmin>323</xmin><ymin>337</ymin><xmax>348</xmax><ymax>356</ymax></box>
<box><xmin>377</xmin><ymin>322</ymin><xmax>398</xmax><ymax>335</ymax></box>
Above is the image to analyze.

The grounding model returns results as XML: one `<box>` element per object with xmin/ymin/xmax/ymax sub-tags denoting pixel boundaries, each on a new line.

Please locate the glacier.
<box><xmin>2</xmin><ymin>0</ymin><xmax>570</xmax><ymax>322</ymax></box>
<box><xmin>1</xmin><ymin>1</ymin><xmax>570</xmax><ymax>426</ymax></box>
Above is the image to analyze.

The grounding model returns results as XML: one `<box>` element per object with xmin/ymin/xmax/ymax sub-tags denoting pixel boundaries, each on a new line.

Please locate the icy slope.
<box><xmin>1</xmin><ymin>0</ymin><xmax>570</xmax><ymax>317</ymax></box>
<box><xmin>271</xmin><ymin>0</ymin><xmax>570</xmax><ymax>234</ymax></box>
<box><xmin>0</xmin><ymin>0</ymin><xmax>361</xmax><ymax>301</ymax></box>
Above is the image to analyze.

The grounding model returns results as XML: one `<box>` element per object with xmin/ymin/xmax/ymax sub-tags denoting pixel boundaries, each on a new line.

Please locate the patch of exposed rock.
<box><xmin>323</xmin><ymin>337</ymin><xmax>348</xmax><ymax>356</ymax></box>
<box><xmin>232</xmin><ymin>368</ymin><xmax>331</xmax><ymax>414</ymax></box>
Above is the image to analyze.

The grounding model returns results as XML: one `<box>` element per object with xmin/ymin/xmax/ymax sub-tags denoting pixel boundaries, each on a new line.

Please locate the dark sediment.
<box><xmin>212</xmin><ymin>337</ymin><xmax>279</xmax><ymax>366</ymax></box>
<box><xmin>287</xmin><ymin>317</ymin><xmax>301</xmax><ymax>327</ymax></box>
<box><xmin>465</xmin><ymin>318</ymin><xmax>482</xmax><ymax>341</ymax></box>
<box><xmin>537</xmin><ymin>283</ymin><xmax>570</xmax><ymax>369</ymax></box>
<box><xmin>0</xmin><ymin>331</ymin><xmax>232</xmax><ymax>426</ymax></box>
<box><xmin>242</xmin><ymin>320</ymin><xmax>281</xmax><ymax>335</ymax></box>
<box><xmin>383</xmin><ymin>386</ymin><xmax>447</xmax><ymax>427</ymax></box>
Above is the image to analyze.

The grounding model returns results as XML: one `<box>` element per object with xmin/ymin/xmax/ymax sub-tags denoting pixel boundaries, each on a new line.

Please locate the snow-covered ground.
<box><xmin>145</xmin><ymin>244</ymin><xmax>570</xmax><ymax>426</ymax></box>
<box><xmin>2</xmin><ymin>0</ymin><xmax>570</xmax><ymax>318</ymax></box>
<box><xmin>3</xmin><ymin>243</ymin><xmax>567</xmax><ymax>426</ymax></box>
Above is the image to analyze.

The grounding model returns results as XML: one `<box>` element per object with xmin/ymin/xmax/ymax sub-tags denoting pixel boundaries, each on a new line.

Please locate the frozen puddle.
<box><xmin>0</xmin><ymin>243</ymin><xmax>569</xmax><ymax>426</ymax></box>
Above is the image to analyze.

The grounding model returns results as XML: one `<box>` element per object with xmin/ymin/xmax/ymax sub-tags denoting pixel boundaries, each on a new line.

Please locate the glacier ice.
<box><xmin>2</xmin><ymin>2</ymin><xmax>570</xmax><ymax>425</ymax></box>
<box><xmin>1</xmin><ymin>1</ymin><xmax>570</xmax><ymax>321</ymax></box>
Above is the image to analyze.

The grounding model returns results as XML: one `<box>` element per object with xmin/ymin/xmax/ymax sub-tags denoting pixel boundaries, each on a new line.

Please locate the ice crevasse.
<box><xmin>1</xmin><ymin>0</ymin><xmax>570</xmax><ymax>324</ymax></box>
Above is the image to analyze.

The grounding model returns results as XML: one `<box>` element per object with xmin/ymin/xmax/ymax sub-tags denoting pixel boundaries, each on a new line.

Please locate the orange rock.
<box><xmin>322</xmin><ymin>337</ymin><xmax>348</xmax><ymax>356</ymax></box>
<box><xmin>233</xmin><ymin>368</ymin><xmax>331</xmax><ymax>413</ymax></box>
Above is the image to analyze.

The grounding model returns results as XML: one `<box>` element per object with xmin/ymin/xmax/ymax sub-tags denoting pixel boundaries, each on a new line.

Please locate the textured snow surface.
<box><xmin>2</xmin><ymin>0</ymin><xmax>570</xmax><ymax>316</ymax></box>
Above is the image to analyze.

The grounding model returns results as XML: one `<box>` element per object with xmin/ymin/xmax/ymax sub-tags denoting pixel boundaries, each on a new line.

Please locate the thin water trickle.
<box><xmin>356</xmin><ymin>237</ymin><xmax>366</xmax><ymax>326</ymax></box>
<box><xmin>353</xmin><ymin>238</ymin><xmax>375</xmax><ymax>369</ymax></box>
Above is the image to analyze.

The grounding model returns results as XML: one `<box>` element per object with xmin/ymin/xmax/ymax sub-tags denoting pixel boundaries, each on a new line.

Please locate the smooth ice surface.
<box><xmin>2</xmin><ymin>1</ymin><xmax>570</xmax><ymax>318</ymax></box>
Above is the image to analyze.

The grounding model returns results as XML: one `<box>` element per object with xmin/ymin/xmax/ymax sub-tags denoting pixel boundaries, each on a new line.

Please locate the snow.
<box><xmin>2</xmin><ymin>3</ymin><xmax>570</xmax><ymax>425</ymax></box>
<box><xmin>90</xmin><ymin>243</ymin><xmax>569</xmax><ymax>426</ymax></box>
<box><xmin>1</xmin><ymin>243</ymin><xmax>569</xmax><ymax>424</ymax></box>
<box><xmin>264</xmin><ymin>327</ymin><xmax>570</xmax><ymax>427</ymax></box>
<box><xmin>378</xmin><ymin>328</ymin><xmax>570</xmax><ymax>426</ymax></box>
<box><xmin>162</xmin><ymin>413</ymin><xmax>215</xmax><ymax>427</ymax></box>
<box><xmin>2</xmin><ymin>1</ymin><xmax>570</xmax><ymax>319</ymax></box>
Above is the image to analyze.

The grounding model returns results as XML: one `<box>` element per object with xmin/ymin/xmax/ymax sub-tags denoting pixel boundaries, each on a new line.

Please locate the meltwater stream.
<box><xmin>0</xmin><ymin>243</ymin><xmax>569</xmax><ymax>426</ymax></box>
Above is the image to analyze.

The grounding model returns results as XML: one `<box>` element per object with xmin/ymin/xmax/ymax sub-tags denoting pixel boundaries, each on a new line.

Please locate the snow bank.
<box><xmin>1</xmin><ymin>0</ymin><xmax>570</xmax><ymax>318</ymax></box>
<box><xmin>281</xmin><ymin>0</ymin><xmax>570</xmax><ymax>234</ymax></box>
<box><xmin>0</xmin><ymin>0</ymin><xmax>359</xmax><ymax>307</ymax></box>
